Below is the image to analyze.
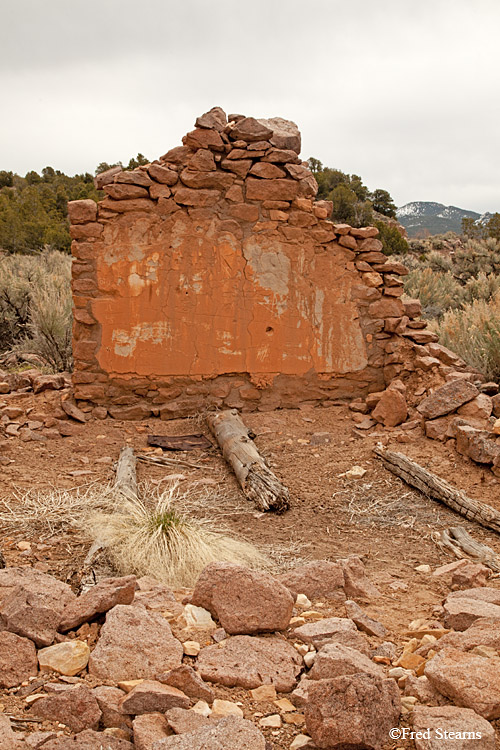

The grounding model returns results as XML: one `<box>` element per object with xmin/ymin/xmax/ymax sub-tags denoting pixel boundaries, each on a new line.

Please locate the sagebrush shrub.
<box><xmin>404</xmin><ymin>268</ymin><xmax>463</xmax><ymax>317</ymax></box>
<box><xmin>0</xmin><ymin>250</ymin><xmax>72</xmax><ymax>370</ymax></box>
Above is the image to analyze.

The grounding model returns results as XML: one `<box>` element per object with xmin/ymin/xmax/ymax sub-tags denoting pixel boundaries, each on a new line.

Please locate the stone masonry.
<box><xmin>69</xmin><ymin>107</ymin><xmax>429</xmax><ymax>419</ymax></box>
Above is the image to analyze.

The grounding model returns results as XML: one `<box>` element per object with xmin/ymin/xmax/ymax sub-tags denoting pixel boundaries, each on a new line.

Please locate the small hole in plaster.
<box><xmin>266</xmin><ymin>327</ymin><xmax>274</xmax><ymax>334</ymax></box>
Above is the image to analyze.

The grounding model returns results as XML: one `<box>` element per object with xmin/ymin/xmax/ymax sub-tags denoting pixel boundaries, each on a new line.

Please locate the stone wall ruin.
<box><xmin>69</xmin><ymin>107</ymin><xmax>431</xmax><ymax>419</ymax></box>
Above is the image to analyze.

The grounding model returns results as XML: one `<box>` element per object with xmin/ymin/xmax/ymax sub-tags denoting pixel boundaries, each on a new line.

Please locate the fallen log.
<box><xmin>432</xmin><ymin>527</ymin><xmax>500</xmax><ymax>571</ymax></box>
<box><xmin>373</xmin><ymin>443</ymin><xmax>500</xmax><ymax>534</ymax></box>
<box><xmin>114</xmin><ymin>445</ymin><xmax>138</xmax><ymax>499</ymax></box>
<box><xmin>207</xmin><ymin>409</ymin><xmax>290</xmax><ymax>513</ymax></box>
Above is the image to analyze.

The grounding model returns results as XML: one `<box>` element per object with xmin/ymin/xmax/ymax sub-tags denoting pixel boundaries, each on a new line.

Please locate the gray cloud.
<box><xmin>1</xmin><ymin>0</ymin><xmax>499</xmax><ymax>211</ymax></box>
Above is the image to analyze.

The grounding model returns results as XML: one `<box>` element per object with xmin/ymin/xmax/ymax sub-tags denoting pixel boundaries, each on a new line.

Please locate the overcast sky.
<box><xmin>1</xmin><ymin>0</ymin><xmax>499</xmax><ymax>212</ymax></box>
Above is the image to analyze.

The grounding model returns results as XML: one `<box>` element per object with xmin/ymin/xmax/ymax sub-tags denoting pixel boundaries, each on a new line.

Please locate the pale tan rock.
<box><xmin>211</xmin><ymin>699</ymin><xmax>243</xmax><ymax>717</ymax></box>
<box><xmin>259</xmin><ymin>714</ymin><xmax>281</xmax><ymax>728</ymax></box>
<box><xmin>250</xmin><ymin>684</ymin><xmax>277</xmax><ymax>701</ymax></box>
<box><xmin>182</xmin><ymin>641</ymin><xmax>200</xmax><ymax>656</ymax></box>
<box><xmin>38</xmin><ymin>640</ymin><xmax>90</xmax><ymax>676</ymax></box>
<box><xmin>182</xmin><ymin>604</ymin><xmax>215</xmax><ymax>629</ymax></box>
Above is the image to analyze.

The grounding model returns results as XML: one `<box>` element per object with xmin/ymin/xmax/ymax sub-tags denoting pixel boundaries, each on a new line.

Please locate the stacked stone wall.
<box><xmin>69</xmin><ymin>108</ymin><xmax>432</xmax><ymax>419</ymax></box>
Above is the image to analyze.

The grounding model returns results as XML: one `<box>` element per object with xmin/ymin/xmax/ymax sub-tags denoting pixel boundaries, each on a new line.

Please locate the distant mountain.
<box><xmin>396</xmin><ymin>201</ymin><xmax>487</xmax><ymax>237</ymax></box>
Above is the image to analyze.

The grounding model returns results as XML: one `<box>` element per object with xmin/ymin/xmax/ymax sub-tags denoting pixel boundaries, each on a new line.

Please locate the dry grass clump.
<box><xmin>90</xmin><ymin>481</ymin><xmax>271</xmax><ymax>587</ymax></box>
<box><xmin>430</xmin><ymin>292</ymin><xmax>500</xmax><ymax>380</ymax></box>
<box><xmin>404</xmin><ymin>267</ymin><xmax>463</xmax><ymax>318</ymax></box>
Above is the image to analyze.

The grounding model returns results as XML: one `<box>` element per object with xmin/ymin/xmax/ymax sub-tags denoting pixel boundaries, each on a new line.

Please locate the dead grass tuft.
<box><xmin>90</xmin><ymin>481</ymin><xmax>271</xmax><ymax>587</ymax></box>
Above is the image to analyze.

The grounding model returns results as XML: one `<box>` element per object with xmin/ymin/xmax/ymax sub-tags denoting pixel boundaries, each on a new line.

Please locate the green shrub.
<box><xmin>403</xmin><ymin>268</ymin><xmax>463</xmax><ymax>318</ymax></box>
<box><xmin>374</xmin><ymin>221</ymin><xmax>409</xmax><ymax>256</ymax></box>
<box><xmin>0</xmin><ymin>251</ymin><xmax>72</xmax><ymax>370</ymax></box>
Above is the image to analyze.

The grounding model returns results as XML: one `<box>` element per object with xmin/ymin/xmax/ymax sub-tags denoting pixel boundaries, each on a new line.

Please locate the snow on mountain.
<box><xmin>396</xmin><ymin>201</ymin><xmax>481</xmax><ymax>237</ymax></box>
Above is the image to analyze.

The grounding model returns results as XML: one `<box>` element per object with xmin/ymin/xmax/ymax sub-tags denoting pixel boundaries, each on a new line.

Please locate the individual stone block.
<box><xmin>29</xmin><ymin>685</ymin><xmax>101</xmax><ymax>733</ymax></box>
<box><xmin>276</xmin><ymin>560</ymin><xmax>344</xmax><ymax>599</ymax></box>
<box><xmin>59</xmin><ymin>575</ymin><xmax>136</xmax><ymax>631</ymax></box>
<box><xmin>417</xmin><ymin>380</ymin><xmax>480</xmax><ymax>419</ymax></box>
<box><xmin>68</xmin><ymin>199</ymin><xmax>98</xmax><ymax>224</ymax></box>
<box><xmin>0</xmin><ymin>631</ymin><xmax>37</xmax><ymax>687</ymax></box>
<box><xmin>412</xmin><ymin>705</ymin><xmax>495</xmax><ymax>750</ymax></box>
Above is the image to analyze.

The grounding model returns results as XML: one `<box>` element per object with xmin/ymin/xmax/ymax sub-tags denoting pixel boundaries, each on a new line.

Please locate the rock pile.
<box><xmin>0</xmin><ymin>556</ymin><xmax>499</xmax><ymax>749</ymax></box>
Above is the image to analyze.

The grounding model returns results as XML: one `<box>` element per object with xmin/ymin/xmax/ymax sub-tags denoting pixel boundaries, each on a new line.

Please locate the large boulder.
<box><xmin>412</xmin><ymin>705</ymin><xmax>495</xmax><ymax>750</ymax></box>
<box><xmin>196</xmin><ymin>635</ymin><xmax>302</xmax><ymax>692</ymax></box>
<box><xmin>151</xmin><ymin>715</ymin><xmax>266</xmax><ymax>750</ymax></box>
<box><xmin>88</xmin><ymin>604</ymin><xmax>183</xmax><ymax>682</ymax></box>
<box><xmin>425</xmin><ymin>647</ymin><xmax>500</xmax><ymax>719</ymax></box>
<box><xmin>0</xmin><ymin>567</ymin><xmax>75</xmax><ymax>646</ymax></box>
<box><xmin>191</xmin><ymin>563</ymin><xmax>294</xmax><ymax>634</ymax></box>
<box><xmin>305</xmin><ymin>674</ymin><xmax>401</xmax><ymax>750</ymax></box>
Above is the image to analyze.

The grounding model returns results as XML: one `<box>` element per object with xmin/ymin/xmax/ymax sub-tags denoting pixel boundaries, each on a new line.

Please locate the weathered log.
<box><xmin>432</xmin><ymin>527</ymin><xmax>500</xmax><ymax>571</ymax></box>
<box><xmin>373</xmin><ymin>443</ymin><xmax>500</xmax><ymax>534</ymax></box>
<box><xmin>114</xmin><ymin>445</ymin><xmax>138</xmax><ymax>499</ymax></box>
<box><xmin>207</xmin><ymin>409</ymin><xmax>290</xmax><ymax>513</ymax></box>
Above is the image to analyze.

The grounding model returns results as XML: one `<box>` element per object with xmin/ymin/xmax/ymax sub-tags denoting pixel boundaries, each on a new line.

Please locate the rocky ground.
<box><xmin>0</xmin><ymin>374</ymin><xmax>500</xmax><ymax>748</ymax></box>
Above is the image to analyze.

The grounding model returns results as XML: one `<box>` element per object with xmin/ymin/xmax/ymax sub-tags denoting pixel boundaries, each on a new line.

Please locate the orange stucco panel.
<box><xmin>91</xmin><ymin>212</ymin><xmax>368</xmax><ymax>378</ymax></box>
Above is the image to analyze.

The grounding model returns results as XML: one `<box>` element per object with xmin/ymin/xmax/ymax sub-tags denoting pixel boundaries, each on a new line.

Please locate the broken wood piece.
<box><xmin>373</xmin><ymin>443</ymin><xmax>500</xmax><ymax>534</ymax></box>
<box><xmin>432</xmin><ymin>527</ymin><xmax>500</xmax><ymax>572</ymax></box>
<box><xmin>207</xmin><ymin>409</ymin><xmax>290</xmax><ymax>513</ymax></box>
<box><xmin>137</xmin><ymin>453</ymin><xmax>206</xmax><ymax>470</ymax></box>
<box><xmin>114</xmin><ymin>445</ymin><xmax>138</xmax><ymax>499</ymax></box>
<box><xmin>147</xmin><ymin>433</ymin><xmax>212</xmax><ymax>451</ymax></box>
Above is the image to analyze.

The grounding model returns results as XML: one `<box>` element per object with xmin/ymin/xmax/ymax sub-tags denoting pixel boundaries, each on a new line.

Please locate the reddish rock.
<box><xmin>457</xmin><ymin>394</ymin><xmax>493</xmax><ymax>420</ymax></box>
<box><xmin>228</xmin><ymin>117</ymin><xmax>273</xmax><ymax>143</ymax></box>
<box><xmin>246</xmin><ymin>177</ymin><xmax>299</xmax><ymax>201</ymax></box>
<box><xmin>417</xmin><ymin>380</ymin><xmax>479</xmax><ymax>419</ymax></box>
<box><xmin>132</xmin><ymin>578</ymin><xmax>183</xmax><ymax>617</ymax></box>
<box><xmin>262</xmin><ymin>147</ymin><xmax>300</xmax><ymax>163</ymax></box>
<box><xmin>404</xmin><ymin>675</ymin><xmax>447</xmax><ymax>705</ymax></box>
<box><xmin>452</xmin><ymin>562</ymin><xmax>491</xmax><ymax>589</ymax></box>
<box><xmin>114</xmin><ymin>169</ymin><xmax>153</xmax><ymax>187</ymax></box>
<box><xmin>447</xmin><ymin>587</ymin><xmax>500</xmax><ymax>605</ymax></box>
<box><xmin>305</xmin><ymin>674</ymin><xmax>401</xmax><ymax>750</ymax></box>
<box><xmin>344</xmin><ymin>599</ymin><xmax>387</xmax><ymax>637</ymax></box>
<box><xmin>0</xmin><ymin>713</ymin><xmax>27</xmax><ymax>750</ymax></box>
<box><xmin>368</xmin><ymin>297</ymin><xmax>404</xmax><ymax>318</ymax></box>
<box><xmin>133</xmin><ymin>713</ymin><xmax>171</xmax><ymax>750</ymax></box>
<box><xmin>425</xmin><ymin>646</ymin><xmax>500</xmax><ymax>719</ymax></box>
<box><xmin>150</xmin><ymin>715</ymin><xmax>265</xmax><ymax>750</ymax></box>
<box><xmin>196</xmin><ymin>635</ymin><xmax>303</xmax><ymax>692</ymax></box>
<box><xmin>99</xmin><ymin>197</ymin><xmax>154</xmax><ymax>213</ymax></box>
<box><xmin>412</xmin><ymin>705</ymin><xmax>495</xmax><ymax>750</ymax></box>
<box><xmin>59</xmin><ymin>575</ymin><xmax>136</xmax><ymax>631</ymax></box>
<box><xmin>443</xmin><ymin>596</ymin><xmax>500</xmax><ymax>631</ymax></box>
<box><xmin>120</xmin><ymin>680</ymin><xmax>189</xmax><ymax>715</ymax></box>
<box><xmin>88</xmin><ymin>605</ymin><xmax>183</xmax><ymax>681</ymax></box>
<box><xmin>148</xmin><ymin>164</ymin><xmax>179</xmax><ymax>185</ymax></box>
<box><xmin>249</xmin><ymin>162</ymin><xmax>286</xmax><ymax>179</ymax></box>
<box><xmin>187</xmin><ymin>149</ymin><xmax>216</xmax><ymax>171</ymax></box>
<box><xmin>60</xmin><ymin>399</ymin><xmax>87</xmax><ymax>423</ymax></box>
<box><xmin>93</xmin><ymin>686</ymin><xmax>132</xmax><ymax>731</ymax></box>
<box><xmin>191</xmin><ymin>562</ymin><xmax>294</xmax><ymax>634</ymax></box>
<box><xmin>372</xmin><ymin>387</ymin><xmax>407</xmax><ymax>427</ymax></box>
<box><xmin>0</xmin><ymin>631</ymin><xmax>37</xmax><ymax>687</ymax></box>
<box><xmin>68</xmin><ymin>199</ymin><xmax>97</xmax><ymax>224</ymax></box>
<box><xmin>404</xmin><ymin>297</ymin><xmax>422</xmax><ymax>317</ymax></box>
<box><xmin>156</xmin><ymin>664</ymin><xmax>214</xmax><ymax>703</ymax></box>
<box><xmin>432</xmin><ymin>617</ymin><xmax>500</xmax><ymax>654</ymax></box>
<box><xmin>29</xmin><ymin>684</ymin><xmax>101</xmax><ymax>732</ymax></box>
<box><xmin>173</xmin><ymin>187</ymin><xmax>220</xmax><ymax>206</ymax></box>
<box><xmin>309</xmin><ymin>642</ymin><xmax>383</xmax><ymax>681</ymax></box>
<box><xmin>425</xmin><ymin>416</ymin><xmax>454</xmax><ymax>441</ymax></box>
<box><xmin>166</xmin><ymin>707</ymin><xmax>212</xmax><ymax>734</ymax></box>
<box><xmin>104</xmin><ymin>183</ymin><xmax>149</xmax><ymax>200</ymax></box>
<box><xmin>292</xmin><ymin>617</ymin><xmax>370</xmax><ymax>654</ymax></box>
<box><xmin>94</xmin><ymin>166</ymin><xmax>122</xmax><ymax>189</ymax></box>
<box><xmin>340</xmin><ymin>556</ymin><xmax>380</xmax><ymax>599</ymax></box>
<box><xmin>0</xmin><ymin>566</ymin><xmax>75</xmax><ymax>646</ymax></box>
<box><xmin>32</xmin><ymin>374</ymin><xmax>66</xmax><ymax>394</ymax></box>
<box><xmin>42</xmin><ymin>730</ymin><xmax>133</xmax><ymax>749</ymax></box>
<box><xmin>276</xmin><ymin>560</ymin><xmax>345</xmax><ymax>599</ymax></box>
<box><xmin>183</xmin><ymin>128</ymin><xmax>225</xmax><ymax>152</ymax></box>
<box><xmin>195</xmin><ymin>107</ymin><xmax>227</xmax><ymax>132</ymax></box>
<box><xmin>179</xmin><ymin>168</ymin><xmax>234</xmax><ymax>190</ymax></box>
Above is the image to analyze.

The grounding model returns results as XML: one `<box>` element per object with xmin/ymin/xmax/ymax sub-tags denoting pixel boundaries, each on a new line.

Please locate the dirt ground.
<box><xmin>0</xmin><ymin>391</ymin><xmax>499</xmax><ymax>747</ymax></box>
